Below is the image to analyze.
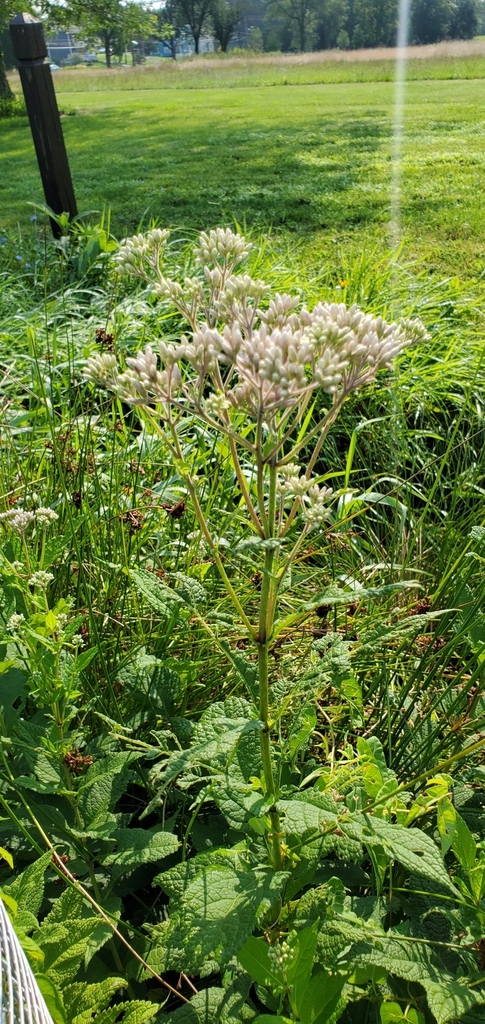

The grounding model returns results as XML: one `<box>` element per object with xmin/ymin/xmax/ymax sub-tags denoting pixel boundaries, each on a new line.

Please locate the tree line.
<box><xmin>1</xmin><ymin>0</ymin><xmax>483</xmax><ymax>101</ymax></box>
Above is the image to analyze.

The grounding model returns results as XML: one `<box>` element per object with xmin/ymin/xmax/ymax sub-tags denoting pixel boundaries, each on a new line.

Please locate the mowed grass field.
<box><xmin>3</xmin><ymin>52</ymin><xmax>485</xmax><ymax>276</ymax></box>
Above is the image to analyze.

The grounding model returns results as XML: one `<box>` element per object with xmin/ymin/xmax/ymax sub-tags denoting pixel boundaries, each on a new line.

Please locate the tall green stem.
<box><xmin>257</xmin><ymin>459</ymin><xmax>283</xmax><ymax>870</ymax></box>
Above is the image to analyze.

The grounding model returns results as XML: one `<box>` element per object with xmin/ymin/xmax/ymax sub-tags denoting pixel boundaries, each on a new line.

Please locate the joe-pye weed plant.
<box><xmin>84</xmin><ymin>229</ymin><xmax>485</xmax><ymax>1023</ymax></box>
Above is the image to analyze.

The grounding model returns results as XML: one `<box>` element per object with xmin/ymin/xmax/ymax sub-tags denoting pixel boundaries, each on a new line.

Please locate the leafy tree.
<box><xmin>156</xmin><ymin>0</ymin><xmax>185</xmax><ymax>57</ymax></box>
<box><xmin>410</xmin><ymin>0</ymin><xmax>452</xmax><ymax>41</ymax></box>
<box><xmin>211</xmin><ymin>0</ymin><xmax>240</xmax><ymax>49</ymax></box>
<box><xmin>0</xmin><ymin>0</ymin><xmax>30</xmax><ymax>100</ymax></box>
<box><xmin>351</xmin><ymin>0</ymin><xmax>397</xmax><ymax>45</ymax></box>
<box><xmin>449</xmin><ymin>0</ymin><xmax>478</xmax><ymax>36</ymax></box>
<box><xmin>247</xmin><ymin>23</ymin><xmax>263</xmax><ymax>46</ymax></box>
<box><xmin>314</xmin><ymin>0</ymin><xmax>347</xmax><ymax>49</ymax></box>
<box><xmin>176</xmin><ymin>0</ymin><xmax>213</xmax><ymax>52</ymax></box>
<box><xmin>48</xmin><ymin>0</ymin><xmax>151</xmax><ymax>67</ymax></box>
<box><xmin>266</xmin><ymin>0</ymin><xmax>318</xmax><ymax>51</ymax></box>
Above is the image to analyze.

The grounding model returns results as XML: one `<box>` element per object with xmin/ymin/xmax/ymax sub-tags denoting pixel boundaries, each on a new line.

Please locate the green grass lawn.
<box><xmin>3</xmin><ymin>61</ymin><xmax>485</xmax><ymax>277</ymax></box>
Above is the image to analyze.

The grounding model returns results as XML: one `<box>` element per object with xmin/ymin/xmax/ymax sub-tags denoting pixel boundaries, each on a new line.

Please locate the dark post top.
<box><xmin>10</xmin><ymin>13</ymin><xmax>47</xmax><ymax>62</ymax></box>
<box><xmin>9</xmin><ymin>12</ymin><xmax>78</xmax><ymax>236</ymax></box>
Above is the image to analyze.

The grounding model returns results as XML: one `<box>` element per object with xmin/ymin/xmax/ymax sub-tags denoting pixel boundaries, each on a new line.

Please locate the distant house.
<box><xmin>46</xmin><ymin>30</ymin><xmax>84</xmax><ymax>64</ymax></box>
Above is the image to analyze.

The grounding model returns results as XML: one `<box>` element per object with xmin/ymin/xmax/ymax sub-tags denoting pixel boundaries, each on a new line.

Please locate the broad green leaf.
<box><xmin>65</xmin><ymin>978</ymin><xmax>127</xmax><ymax>1024</ymax></box>
<box><xmin>237</xmin><ymin>935</ymin><xmax>286</xmax><ymax>990</ymax></box>
<box><xmin>42</xmin><ymin>918</ymin><xmax>102</xmax><ymax>986</ymax></box>
<box><xmin>380</xmin><ymin>1003</ymin><xmax>424</xmax><ymax>1024</ymax></box>
<box><xmin>40</xmin><ymin>886</ymin><xmax>84</xmax><ymax>925</ymax></box>
<box><xmin>36</xmin><ymin>974</ymin><xmax>67</xmax><ymax>1024</ymax></box>
<box><xmin>155</xmin><ymin>845</ymin><xmax>250</xmax><ymax>900</ymax></box>
<box><xmin>149</xmin><ymin>864</ymin><xmax>288</xmax><ymax>973</ymax></box>
<box><xmin>173</xmin><ymin>572</ymin><xmax>207</xmax><ymax>606</ymax></box>
<box><xmin>278</xmin><ymin>798</ymin><xmax>339</xmax><ymax>838</ymax></box>
<box><xmin>423</xmin><ymin>980</ymin><xmax>485</xmax><ymax>1024</ymax></box>
<box><xmin>78</xmin><ymin>752</ymin><xmax>139</xmax><ymax>824</ymax></box>
<box><xmin>118</xmin><ymin>1001</ymin><xmax>160</xmax><ymax>1024</ymax></box>
<box><xmin>288</xmin><ymin>921</ymin><xmax>320</xmax><ymax>1013</ymax></box>
<box><xmin>361</xmin><ymin>816</ymin><xmax>457</xmax><ymax>893</ymax></box>
<box><xmin>298</xmin><ymin>970</ymin><xmax>347</xmax><ymax>1024</ymax></box>
<box><xmin>3</xmin><ymin>850</ymin><xmax>52</xmax><ymax>916</ymax></box>
<box><xmin>130</xmin><ymin>568</ymin><xmax>182</xmax><ymax>615</ymax></box>
<box><xmin>157</xmin><ymin>986</ymin><xmax>229</xmax><ymax>1022</ymax></box>
<box><xmin>451</xmin><ymin>812</ymin><xmax>477</xmax><ymax>872</ymax></box>
<box><xmin>148</xmin><ymin>716</ymin><xmax>261</xmax><ymax>798</ymax></box>
<box><xmin>103</xmin><ymin>828</ymin><xmax>179</xmax><ymax>874</ymax></box>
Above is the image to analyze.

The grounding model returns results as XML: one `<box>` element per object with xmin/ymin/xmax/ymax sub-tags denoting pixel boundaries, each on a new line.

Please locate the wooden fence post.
<box><xmin>9</xmin><ymin>13</ymin><xmax>78</xmax><ymax>238</ymax></box>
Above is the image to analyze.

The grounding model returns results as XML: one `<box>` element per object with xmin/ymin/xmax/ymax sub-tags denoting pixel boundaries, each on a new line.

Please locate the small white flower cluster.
<box><xmin>303</xmin><ymin>484</ymin><xmax>334</xmax><ymax>528</ymax></box>
<box><xmin>115</xmin><ymin>228</ymin><xmax>170</xmax><ymax>276</ymax></box>
<box><xmin>35</xmin><ymin>507</ymin><xmax>59</xmax><ymax>527</ymax></box>
<box><xmin>86</xmin><ymin>229</ymin><xmax>428</xmax><ymax>430</ymax></box>
<box><xmin>29</xmin><ymin>570</ymin><xmax>54</xmax><ymax>589</ymax></box>
<box><xmin>0</xmin><ymin>507</ymin><xmax>58</xmax><ymax>534</ymax></box>
<box><xmin>7</xmin><ymin>613</ymin><xmax>25</xmax><ymax>632</ymax></box>
<box><xmin>276</xmin><ymin>464</ymin><xmax>333</xmax><ymax>527</ymax></box>
<box><xmin>0</xmin><ymin>509</ymin><xmax>36</xmax><ymax>533</ymax></box>
<box><xmin>204</xmin><ymin>391</ymin><xmax>231</xmax><ymax>419</ymax></box>
<box><xmin>195</xmin><ymin>227</ymin><xmax>252</xmax><ymax>268</ymax></box>
<box><xmin>267</xmin><ymin>939</ymin><xmax>292</xmax><ymax>974</ymax></box>
<box><xmin>277</xmin><ymin>463</ymin><xmax>310</xmax><ymax>496</ymax></box>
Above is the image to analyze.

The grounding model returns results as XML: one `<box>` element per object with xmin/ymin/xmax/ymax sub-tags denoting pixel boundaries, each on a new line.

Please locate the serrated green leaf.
<box><xmin>173</xmin><ymin>573</ymin><xmax>207</xmax><ymax>606</ymax></box>
<box><xmin>219</xmin><ymin>641</ymin><xmax>259</xmax><ymax>703</ymax></box>
<box><xmin>149</xmin><ymin>864</ymin><xmax>288</xmax><ymax>974</ymax></box>
<box><xmin>42</xmin><ymin>918</ymin><xmax>102</xmax><ymax>986</ymax></box>
<box><xmin>65</xmin><ymin>978</ymin><xmax>127</xmax><ymax>1024</ymax></box>
<box><xmin>157</xmin><ymin>987</ymin><xmax>227</xmax><ymax>1023</ymax></box>
<box><xmin>275</xmin><ymin>581</ymin><xmax>419</xmax><ymax>636</ymax></box>
<box><xmin>361</xmin><ymin>817</ymin><xmax>457</xmax><ymax>893</ymax></box>
<box><xmin>148</xmin><ymin>716</ymin><xmax>261</xmax><ymax>798</ymax></box>
<box><xmin>130</xmin><ymin>568</ymin><xmax>182</xmax><ymax>615</ymax></box>
<box><xmin>78</xmin><ymin>752</ymin><xmax>139</xmax><ymax>824</ymax></box>
<box><xmin>278</xmin><ymin>798</ymin><xmax>339</xmax><ymax>838</ymax></box>
<box><xmin>154</xmin><ymin>846</ymin><xmax>250</xmax><ymax>900</ymax></box>
<box><xmin>103</xmin><ymin>828</ymin><xmax>179</xmax><ymax>874</ymax></box>
<box><xmin>3</xmin><ymin>850</ymin><xmax>52</xmax><ymax>916</ymax></box>
<box><xmin>118</xmin><ymin>1001</ymin><xmax>160</xmax><ymax>1024</ymax></box>
<box><xmin>42</xmin><ymin>885</ymin><xmax>84</xmax><ymax>925</ymax></box>
<box><xmin>423</xmin><ymin>981</ymin><xmax>485</xmax><ymax>1024</ymax></box>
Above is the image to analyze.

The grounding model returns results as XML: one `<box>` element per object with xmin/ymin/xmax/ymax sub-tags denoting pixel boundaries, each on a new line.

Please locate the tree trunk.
<box><xmin>170</xmin><ymin>37</ymin><xmax>177</xmax><ymax>58</ymax></box>
<box><xmin>0</xmin><ymin>49</ymin><xmax>14</xmax><ymax>101</ymax></box>
<box><xmin>299</xmin><ymin>18</ymin><xmax>306</xmax><ymax>49</ymax></box>
<box><xmin>194</xmin><ymin>32</ymin><xmax>200</xmax><ymax>52</ymax></box>
<box><xmin>104</xmin><ymin>34</ymin><xmax>112</xmax><ymax>67</ymax></box>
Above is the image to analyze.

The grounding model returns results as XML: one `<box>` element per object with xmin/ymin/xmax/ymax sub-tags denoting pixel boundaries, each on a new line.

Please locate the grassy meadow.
<box><xmin>2</xmin><ymin>47</ymin><xmax>485</xmax><ymax>1024</ymax></box>
<box><xmin>3</xmin><ymin>52</ymin><xmax>485</xmax><ymax>274</ymax></box>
